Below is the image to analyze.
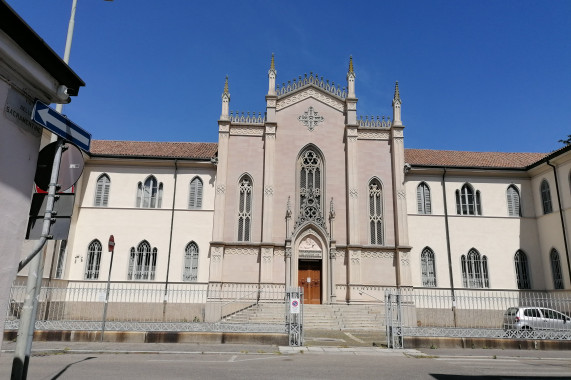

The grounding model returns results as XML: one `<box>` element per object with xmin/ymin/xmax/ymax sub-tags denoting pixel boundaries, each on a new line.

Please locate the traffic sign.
<box><xmin>34</xmin><ymin>141</ymin><xmax>84</xmax><ymax>192</ymax></box>
<box><xmin>31</xmin><ymin>101</ymin><xmax>91</xmax><ymax>152</ymax></box>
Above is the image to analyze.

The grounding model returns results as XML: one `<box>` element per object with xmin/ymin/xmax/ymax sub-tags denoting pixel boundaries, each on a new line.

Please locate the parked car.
<box><xmin>503</xmin><ymin>307</ymin><xmax>571</xmax><ymax>330</ymax></box>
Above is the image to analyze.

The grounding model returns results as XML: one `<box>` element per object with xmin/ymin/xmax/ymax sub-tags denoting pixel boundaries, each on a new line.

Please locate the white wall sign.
<box><xmin>290</xmin><ymin>298</ymin><xmax>300</xmax><ymax>314</ymax></box>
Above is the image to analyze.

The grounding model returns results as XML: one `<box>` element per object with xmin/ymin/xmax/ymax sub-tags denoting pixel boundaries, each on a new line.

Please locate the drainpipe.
<box><xmin>163</xmin><ymin>159</ymin><xmax>178</xmax><ymax>319</ymax></box>
<box><xmin>546</xmin><ymin>160</ymin><xmax>571</xmax><ymax>284</ymax></box>
<box><xmin>442</xmin><ymin>168</ymin><xmax>457</xmax><ymax>326</ymax></box>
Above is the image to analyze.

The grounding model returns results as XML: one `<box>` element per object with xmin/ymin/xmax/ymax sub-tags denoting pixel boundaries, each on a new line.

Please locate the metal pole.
<box><xmin>101</xmin><ymin>243</ymin><xmax>115</xmax><ymax>342</ymax></box>
<box><xmin>55</xmin><ymin>0</ymin><xmax>77</xmax><ymax>115</ymax></box>
<box><xmin>11</xmin><ymin>138</ymin><xmax>64</xmax><ymax>380</ymax></box>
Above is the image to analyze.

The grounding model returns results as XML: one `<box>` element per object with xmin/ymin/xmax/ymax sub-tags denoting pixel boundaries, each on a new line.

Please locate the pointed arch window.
<box><xmin>296</xmin><ymin>147</ymin><xmax>325</xmax><ymax>228</ymax></box>
<box><xmin>369</xmin><ymin>179</ymin><xmax>383</xmax><ymax>245</ymax></box>
<box><xmin>550</xmin><ymin>249</ymin><xmax>564</xmax><ymax>289</ymax></box>
<box><xmin>128</xmin><ymin>240</ymin><xmax>157</xmax><ymax>280</ymax></box>
<box><xmin>237</xmin><ymin>175</ymin><xmax>253</xmax><ymax>242</ymax></box>
<box><xmin>94</xmin><ymin>174</ymin><xmax>110</xmax><ymax>207</ymax></box>
<box><xmin>183</xmin><ymin>241</ymin><xmax>199</xmax><ymax>281</ymax></box>
<box><xmin>189</xmin><ymin>177</ymin><xmax>203</xmax><ymax>209</ymax></box>
<box><xmin>456</xmin><ymin>184</ymin><xmax>481</xmax><ymax>215</ymax></box>
<box><xmin>85</xmin><ymin>239</ymin><xmax>102</xmax><ymax>280</ymax></box>
<box><xmin>421</xmin><ymin>247</ymin><xmax>436</xmax><ymax>287</ymax></box>
<box><xmin>506</xmin><ymin>185</ymin><xmax>521</xmax><ymax>217</ymax></box>
<box><xmin>541</xmin><ymin>179</ymin><xmax>553</xmax><ymax>214</ymax></box>
<box><xmin>137</xmin><ymin>176</ymin><xmax>163</xmax><ymax>208</ymax></box>
<box><xmin>461</xmin><ymin>249</ymin><xmax>489</xmax><ymax>288</ymax></box>
<box><xmin>417</xmin><ymin>182</ymin><xmax>431</xmax><ymax>214</ymax></box>
<box><xmin>514</xmin><ymin>250</ymin><xmax>530</xmax><ymax>289</ymax></box>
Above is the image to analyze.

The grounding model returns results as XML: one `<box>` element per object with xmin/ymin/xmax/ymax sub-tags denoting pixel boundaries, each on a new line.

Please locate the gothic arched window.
<box><xmin>128</xmin><ymin>240</ymin><xmax>157</xmax><ymax>280</ymax></box>
<box><xmin>417</xmin><ymin>182</ymin><xmax>431</xmax><ymax>215</ymax></box>
<box><xmin>461</xmin><ymin>249</ymin><xmax>489</xmax><ymax>288</ymax></box>
<box><xmin>296</xmin><ymin>147</ymin><xmax>325</xmax><ymax>227</ymax></box>
<box><xmin>550</xmin><ymin>249</ymin><xmax>564</xmax><ymax>289</ymax></box>
<box><xmin>94</xmin><ymin>174</ymin><xmax>110</xmax><ymax>207</ymax></box>
<box><xmin>514</xmin><ymin>250</ymin><xmax>530</xmax><ymax>289</ymax></box>
<box><xmin>369</xmin><ymin>179</ymin><xmax>383</xmax><ymax>245</ymax></box>
<box><xmin>237</xmin><ymin>175</ymin><xmax>253</xmax><ymax>242</ymax></box>
<box><xmin>189</xmin><ymin>176</ymin><xmax>203</xmax><ymax>209</ymax></box>
<box><xmin>421</xmin><ymin>247</ymin><xmax>436</xmax><ymax>287</ymax></box>
<box><xmin>456</xmin><ymin>183</ymin><xmax>481</xmax><ymax>215</ymax></box>
<box><xmin>85</xmin><ymin>239</ymin><xmax>102</xmax><ymax>280</ymax></box>
<box><xmin>183</xmin><ymin>241</ymin><xmax>199</xmax><ymax>281</ymax></box>
<box><xmin>507</xmin><ymin>185</ymin><xmax>521</xmax><ymax>217</ymax></box>
<box><xmin>541</xmin><ymin>179</ymin><xmax>553</xmax><ymax>214</ymax></box>
<box><xmin>137</xmin><ymin>175</ymin><xmax>163</xmax><ymax>208</ymax></box>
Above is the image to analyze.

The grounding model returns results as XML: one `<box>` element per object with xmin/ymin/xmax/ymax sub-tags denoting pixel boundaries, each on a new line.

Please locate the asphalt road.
<box><xmin>1</xmin><ymin>348</ymin><xmax>571</xmax><ymax>380</ymax></box>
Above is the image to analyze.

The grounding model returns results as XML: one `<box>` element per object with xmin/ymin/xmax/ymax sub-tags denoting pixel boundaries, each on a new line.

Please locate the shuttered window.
<box><xmin>416</xmin><ymin>182</ymin><xmax>431</xmax><ymax>214</ymax></box>
<box><xmin>507</xmin><ymin>185</ymin><xmax>521</xmax><ymax>216</ymax></box>
<box><xmin>541</xmin><ymin>180</ymin><xmax>553</xmax><ymax>214</ymax></box>
<box><xmin>189</xmin><ymin>177</ymin><xmax>203</xmax><ymax>209</ymax></box>
<box><xmin>94</xmin><ymin>174</ymin><xmax>110</xmax><ymax>207</ymax></box>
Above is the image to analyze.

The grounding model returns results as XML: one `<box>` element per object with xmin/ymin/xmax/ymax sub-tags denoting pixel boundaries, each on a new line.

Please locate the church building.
<box><xmin>27</xmin><ymin>57</ymin><xmax>571</xmax><ymax>311</ymax></box>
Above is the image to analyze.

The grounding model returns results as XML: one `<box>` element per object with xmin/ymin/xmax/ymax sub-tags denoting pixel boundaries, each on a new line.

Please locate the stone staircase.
<box><xmin>224</xmin><ymin>303</ymin><xmax>385</xmax><ymax>330</ymax></box>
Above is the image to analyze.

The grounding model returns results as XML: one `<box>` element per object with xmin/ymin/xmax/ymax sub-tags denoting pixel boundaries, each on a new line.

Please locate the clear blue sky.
<box><xmin>8</xmin><ymin>0</ymin><xmax>571</xmax><ymax>153</ymax></box>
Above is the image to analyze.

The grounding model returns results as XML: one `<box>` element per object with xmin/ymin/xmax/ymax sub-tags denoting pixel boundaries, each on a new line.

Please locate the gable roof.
<box><xmin>90</xmin><ymin>140</ymin><xmax>553</xmax><ymax>169</ymax></box>
<box><xmin>90</xmin><ymin>140</ymin><xmax>218</xmax><ymax>160</ymax></box>
<box><xmin>405</xmin><ymin>149</ymin><xmax>547</xmax><ymax>169</ymax></box>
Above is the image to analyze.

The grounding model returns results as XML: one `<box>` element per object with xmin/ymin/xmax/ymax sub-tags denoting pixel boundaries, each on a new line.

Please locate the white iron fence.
<box><xmin>386</xmin><ymin>288</ymin><xmax>571</xmax><ymax>348</ymax></box>
<box><xmin>5</xmin><ymin>281</ymin><xmax>286</xmax><ymax>333</ymax></box>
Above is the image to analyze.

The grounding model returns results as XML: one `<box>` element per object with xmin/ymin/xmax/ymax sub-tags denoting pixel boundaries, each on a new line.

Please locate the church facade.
<box><xmin>28</xmin><ymin>57</ymin><xmax>571</xmax><ymax>309</ymax></box>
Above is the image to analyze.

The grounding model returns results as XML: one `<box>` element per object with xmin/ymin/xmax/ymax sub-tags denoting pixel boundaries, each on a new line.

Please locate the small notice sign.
<box><xmin>290</xmin><ymin>298</ymin><xmax>300</xmax><ymax>314</ymax></box>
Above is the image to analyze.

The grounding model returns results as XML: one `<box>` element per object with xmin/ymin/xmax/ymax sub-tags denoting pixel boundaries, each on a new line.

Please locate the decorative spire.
<box><xmin>270</xmin><ymin>53</ymin><xmax>275</xmax><ymax>71</ymax></box>
<box><xmin>268</xmin><ymin>53</ymin><xmax>277</xmax><ymax>96</ymax></box>
<box><xmin>286</xmin><ymin>196</ymin><xmax>292</xmax><ymax>218</ymax></box>
<box><xmin>223</xmin><ymin>75</ymin><xmax>229</xmax><ymax>95</ymax></box>
<box><xmin>348</xmin><ymin>55</ymin><xmax>354</xmax><ymax>75</ymax></box>
<box><xmin>393</xmin><ymin>81</ymin><xmax>401</xmax><ymax>103</ymax></box>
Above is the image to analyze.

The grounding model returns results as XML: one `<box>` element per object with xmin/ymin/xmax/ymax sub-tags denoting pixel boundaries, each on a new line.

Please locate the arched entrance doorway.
<box><xmin>297</xmin><ymin>235</ymin><xmax>323</xmax><ymax>304</ymax></box>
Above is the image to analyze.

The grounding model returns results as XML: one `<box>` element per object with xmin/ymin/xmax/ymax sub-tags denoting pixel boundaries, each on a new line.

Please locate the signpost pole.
<box><xmin>101</xmin><ymin>235</ymin><xmax>115</xmax><ymax>342</ymax></box>
<box><xmin>11</xmin><ymin>138</ymin><xmax>64</xmax><ymax>380</ymax></box>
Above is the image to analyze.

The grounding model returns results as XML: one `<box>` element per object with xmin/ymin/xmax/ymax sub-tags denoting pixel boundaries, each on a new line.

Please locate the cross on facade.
<box><xmin>298</xmin><ymin>106</ymin><xmax>324</xmax><ymax>131</ymax></box>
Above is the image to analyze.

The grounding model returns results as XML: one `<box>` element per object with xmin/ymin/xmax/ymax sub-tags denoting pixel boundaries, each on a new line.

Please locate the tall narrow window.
<box><xmin>55</xmin><ymin>240</ymin><xmax>67</xmax><ymax>279</ymax></box>
<box><xmin>183</xmin><ymin>241</ymin><xmax>199</xmax><ymax>281</ymax></box>
<box><xmin>417</xmin><ymin>182</ymin><xmax>431</xmax><ymax>214</ymax></box>
<box><xmin>507</xmin><ymin>185</ymin><xmax>521</xmax><ymax>217</ymax></box>
<box><xmin>237</xmin><ymin>175</ymin><xmax>253</xmax><ymax>242</ymax></box>
<box><xmin>128</xmin><ymin>240</ymin><xmax>157</xmax><ymax>280</ymax></box>
<box><xmin>297</xmin><ymin>147</ymin><xmax>324</xmax><ymax>229</ymax></box>
<box><xmin>541</xmin><ymin>179</ymin><xmax>553</xmax><ymax>214</ymax></box>
<box><xmin>94</xmin><ymin>174</ymin><xmax>110</xmax><ymax>207</ymax></box>
<box><xmin>137</xmin><ymin>176</ymin><xmax>163</xmax><ymax>208</ymax></box>
<box><xmin>456</xmin><ymin>184</ymin><xmax>481</xmax><ymax>215</ymax></box>
<box><xmin>421</xmin><ymin>247</ymin><xmax>436</xmax><ymax>287</ymax></box>
<box><xmin>514</xmin><ymin>250</ymin><xmax>530</xmax><ymax>289</ymax></box>
<box><xmin>550</xmin><ymin>249</ymin><xmax>564</xmax><ymax>289</ymax></box>
<box><xmin>189</xmin><ymin>177</ymin><xmax>203</xmax><ymax>209</ymax></box>
<box><xmin>85</xmin><ymin>240</ymin><xmax>102</xmax><ymax>280</ymax></box>
<box><xmin>461</xmin><ymin>249</ymin><xmax>489</xmax><ymax>288</ymax></box>
<box><xmin>369</xmin><ymin>179</ymin><xmax>383</xmax><ymax>245</ymax></box>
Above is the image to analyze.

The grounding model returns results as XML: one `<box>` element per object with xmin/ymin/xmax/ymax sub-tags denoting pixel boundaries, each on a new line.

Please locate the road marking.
<box><xmin>344</xmin><ymin>332</ymin><xmax>365</xmax><ymax>343</ymax></box>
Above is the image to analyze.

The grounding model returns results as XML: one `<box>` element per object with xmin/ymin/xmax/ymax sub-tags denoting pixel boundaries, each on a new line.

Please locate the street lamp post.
<box><xmin>101</xmin><ymin>235</ymin><xmax>115</xmax><ymax>342</ymax></box>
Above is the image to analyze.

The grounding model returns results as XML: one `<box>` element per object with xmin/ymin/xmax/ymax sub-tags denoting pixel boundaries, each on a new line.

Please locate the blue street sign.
<box><xmin>31</xmin><ymin>101</ymin><xmax>91</xmax><ymax>152</ymax></box>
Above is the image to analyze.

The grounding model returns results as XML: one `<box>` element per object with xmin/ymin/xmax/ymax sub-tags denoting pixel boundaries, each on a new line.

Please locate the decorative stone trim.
<box><xmin>361</xmin><ymin>251</ymin><xmax>394</xmax><ymax>259</ymax></box>
<box><xmin>298</xmin><ymin>106</ymin><xmax>324</xmax><ymax>132</ymax></box>
<box><xmin>230</xmin><ymin>126</ymin><xmax>264</xmax><ymax>136</ymax></box>
<box><xmin>265</xmin><ymin>126</ymin><xmax>276</xmax><ymax>134</ymax></box>
<box><xmin>225</xmin><ymin>247</ymin><xmax>259</xmax><ymax>255</ymax></box>
<box><xmin>276</xmin><ymin>88</ymin><xmax>344</xmax><ymax>112</ymax></box>
<box><xmin>349</xmin><ymin>188</ymin><xmax>358</xmax><ymax>198</ymax></box>
<box><xmin>397</xmin><ymin>190</ymin><xmax>406</xmax><ymax>200</ymax></box>
<box><xmin>219</xmin><ymin>124</ymin><xmax>230</xmax><ymax>133</ymax></box>
<box><xmin>400</xmin><ymin>251</ymin><xmax>410</xmax><ymax>266</ymax></box>
<box><xmin>216</xmin><ymin>185</ymin><xmax>226</xmax><ymax>194</ymax></box>
<box><xmin>264</xmin><ymin>186</ymin><xmax>274</xmax><ymax>196</ymax></box>
<box><xmin>392</xmin><ymin>129</ymin><xmax>404</xmax><ymax>138</ymax></box>
<box><xmin>274</xmin><ymin>248</ymin><xmax>285</xmax><ymax>257</ymax></box>
<box><xmin>358</xmin><ymin>130</ymin><xmax>390</xmax><ymax>140</ymax></box>
<box><xmin>266</xmin><ymin>99</ymin><xmax>276</xmax><ymax>107</ymax></box>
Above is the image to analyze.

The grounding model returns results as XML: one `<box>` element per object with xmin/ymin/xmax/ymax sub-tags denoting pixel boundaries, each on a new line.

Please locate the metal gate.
<box><xmin>385</xmin><ymin>289</ymin><xmax>403</xmax><ymax>349</ymax></box>
<box><xmin>286</xmin><ymin>287</ymin><xmax>303</xmax><ymax>346</ymax></box>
